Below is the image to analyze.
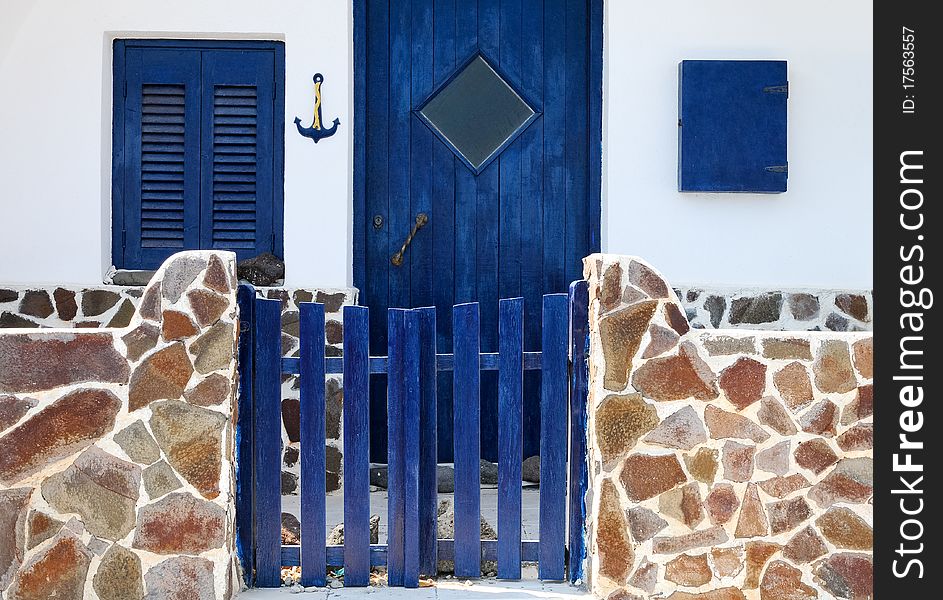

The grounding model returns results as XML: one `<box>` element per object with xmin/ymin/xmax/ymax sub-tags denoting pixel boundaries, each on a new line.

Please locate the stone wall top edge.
<box><xmin>692</xmin><ymin>329</ymin><xmax>872</xmax><ymax>342</ymax></box>
<box><xmin>672</xmin><ymin>281</ymin><xmax>873</xmax><ymax>295</ymax></box>
<box><xmin>583</xmin><ymin>253</ymin><xmax>872</xmax><ymax>294</ymax></box>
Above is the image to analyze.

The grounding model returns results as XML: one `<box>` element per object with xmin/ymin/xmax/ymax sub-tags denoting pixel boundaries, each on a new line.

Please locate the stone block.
<box><xmin>619</xmin><ymin>453</ymin><xmax>686</xmax><ymax>501</ymax></box>
<box><xmin>0</xmin><ymin>488</ymin><xmax>32</xmax><ymax>592</ymax></box>
<box><xmin>0</xmin><ymin>333</ymin><xmax>129</xmax><ymax>394</ymax></box>
<box><xmin>632</xmin><ymin>343</ymin><xmax>718</xmax><ymax>401</ymax></box>
<box><xmin>189</xmin><ymin>321</ymin><xmax>235</xmax><ymax>374</ymax></box>
<box><xmin>643</xmin><ymin>405</ymin><xmax>706</xmax><ymax>450</ymax></box>
<box><xmin>114</xmin><ymin>420</ymin><xmax>161</xmax><ymax>465</ymax></box>
<box><xmin>0</xmin><ymin>388</ymin><xmax>120</xmax><ymax>484</ymax></box>
<box><xmin>596</xmin><ymin>479</ymin><xmax>634</xmax><ymax>583</ymax></box>
<box><xmin>596</xmin><ymin>393</ymin><xmax>659</xmax><ymax>461</ymax></box>
<box><xmin>129</xmin><ymin>343</ymin><xmax>194</xmax><ymax>411</ymax></box>
<box><xmin>93</xmin><ymin>544</ymin><xmax>144</xmax><ymax>600</ymax></box>
<box><xmin>599</xmin><ymin>301</ymin><xmax>658</xmax><ymax>390</ymax></box>
<box><xmin>718</xmin><ymin>357</ymin><xmax>766</xmax><ymax>410</ymax></box>
<box><xmin>133</xmin><ymin>493</ymin><xmax>225</xmax><ymax>555</ymax></box>
<box><xmin>665</xmin><ymin>553</ymin><xmax>711</xmax><ymax>587</ymax></box>
<box><xmin>149</xmin><ymin>400</ymin><xmax>225</xmax><ymax>499</ymax></box>
<box><xmin>144</xmin><ymin>556</ymin><xmax>216</xmax><ymax>600</ymax></box>
<box><xmin>5</xmin><ymin>531</ymin><xmax>91</xmax><ymax>600</ymax></box>
<box><xmin>41</xmin><ymin>447</ymin><xmax>141</xmax><ymax>541</ymax></box>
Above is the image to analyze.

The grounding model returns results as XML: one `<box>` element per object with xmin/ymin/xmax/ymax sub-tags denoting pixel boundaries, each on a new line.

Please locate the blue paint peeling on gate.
<box><xmin>235</xmin><ymin>281</ymin><xmax>590</xmax><ymax>588</ymax></box>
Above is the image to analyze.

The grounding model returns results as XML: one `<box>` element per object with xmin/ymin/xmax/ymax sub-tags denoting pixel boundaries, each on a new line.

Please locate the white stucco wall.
<box><xmin>602</xmin><ymin>1</ymin><xmax>873</xmax><ymax>288</ymax></box>
<box><xmin>0</xmin><ymin>0</ymin><xmax>352</xmax><ymax>287</ymax></box>
<box><xmin>0</xmin><ymin>0</ymin><xmax>872</xmax><ymax>289</ymax></box>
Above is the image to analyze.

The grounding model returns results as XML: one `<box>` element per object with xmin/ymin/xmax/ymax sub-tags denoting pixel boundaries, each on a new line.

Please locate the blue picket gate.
<box><xmin>234</xmin><ymin>281</ymin><xmax>590</xmax><ymax>589</ymax></box>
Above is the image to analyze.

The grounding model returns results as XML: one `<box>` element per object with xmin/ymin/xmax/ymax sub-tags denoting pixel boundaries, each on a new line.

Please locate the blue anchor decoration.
<box><xmin>294</xmin><ymin>73</ymin><xmax>340</xmax><ymax>143</ymax></box>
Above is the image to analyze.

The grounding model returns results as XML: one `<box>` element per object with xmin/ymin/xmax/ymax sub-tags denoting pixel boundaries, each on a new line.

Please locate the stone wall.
<box><xmin>674</xmin><ymin>286</ymin><xmax>872</xmax><ymax>333</ymax></box>
<box><xmin>584</xmin><ymin>255</ymin><xmax>872</xmax><ymax>600</ymax></box>
<box><xmin>0</xmin><ymin>251</ymin><xmax>241</xmax><ymax>600</ymax></box>
<box><xmin>0</xmin><ymin>285</ymin><xmax>142</xmax><ymax>329</ymax></box>
<box><xmin>0</xmin><ymin>282</ymin><xmax>357</xmax><ymax>541</ymax></box>
<box><xmin>257</xmin><ymin>288</ymin><xmax>356</xmax><ymax>541</ymax></box>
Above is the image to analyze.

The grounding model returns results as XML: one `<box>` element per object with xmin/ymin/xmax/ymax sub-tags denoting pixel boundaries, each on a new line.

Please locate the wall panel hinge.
<box><xmin>762</xmin><ymin>84</ymin><xmax>789</xmax><ymax>96</ymax></box>
<box><xmin>764</xmin><ymin>165</ymin><xmax>788</xmax><ymax>174</ymax></box>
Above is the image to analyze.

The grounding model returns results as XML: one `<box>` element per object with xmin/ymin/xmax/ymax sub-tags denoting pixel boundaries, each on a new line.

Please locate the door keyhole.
<box><xmin>373</xmin><ymin>215</ymin><xmax>384</xmax><ymax>230</ymax></box>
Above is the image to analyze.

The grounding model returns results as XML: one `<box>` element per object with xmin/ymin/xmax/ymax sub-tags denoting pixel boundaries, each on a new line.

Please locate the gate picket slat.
<box><xmin>253</xmin><ymin>297</ymin><xmax>282</xmax><ymax>587</ymax></box>
<box><xmin>417</xmin><ymin>307</ymin><xmax>438</xmax><ymax>576</ymax></box>
<box><xmin>235</xmin><ymin>285</ymin><xmax>255</xmax><ymax>587</ymax></box>
<box><xmin>403</xmin><ymin>310</ymin><xmax>422</xmax><ymax>587</ymax></box>
<box><xmin>343</xmin><ymin>306</ymin><xmax>371</xmax><ymax>586</ymax></box>
<box><xmin>498</xmin><ymin>298</ymin><xmax>524</xmax><ymax>579</ymax></box>
<box><xmin>387</xmin><ymin>309</ymin><xmax>407</xmax><ymax>586</ymax></box>
<box><xmin>299</xmin><ymin>302</ymin><xmax>326</xmax><ymax>587</ymax></box>
<box><xmin>539</xmin><ymin>293</ymin><xmax>568</xmax><ymax>581</ymax></box>
<box><xmin>568</xmin><ymin>281</ymin><xmax>590</xmax><ymax>583</ymax></box>
<box><xmin>453</xmin><ymin>302</ymin><xmax>481</xmax><ymax>577</ymax></box>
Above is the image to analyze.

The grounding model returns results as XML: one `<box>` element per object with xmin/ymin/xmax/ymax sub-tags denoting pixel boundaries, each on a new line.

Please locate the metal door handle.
<box><xmin>391</xmin><ymin>213</ymin><xmax>429</xmax><ymax>266</ymax></box>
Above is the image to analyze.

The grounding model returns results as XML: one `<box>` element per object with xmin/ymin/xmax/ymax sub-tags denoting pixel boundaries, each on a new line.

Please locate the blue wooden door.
<box><xmin>355</xmin><ymin>0</ymin><xmax>602</xmax><ymax>462</ymax></box>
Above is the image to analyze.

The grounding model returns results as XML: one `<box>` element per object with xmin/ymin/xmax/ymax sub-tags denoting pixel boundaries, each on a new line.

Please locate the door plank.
<box><xmin>498</xmin><ymin>0</ymin><xmax>524</xmax><ymax>303</ymax></box>
<box><xmin>520</xmin><ymin>0</ymin><xmax>546</xmax><ymax>459</ymax></box>
<box><xmin>567</xmin><ymin>280</ymin><xmax>591</xmax><ymax>583</ymax></box>
<box><xmin>366</xmin><ymin>0</ymin><xmax>392</xmax><ymax>460</ymax></box>
<box><xmin>542</xmin><ymin>0</ymin><xmax>567</xmax><ymax>296</ymax></box>
<box><xmin>389</xmin><ymin>0</ymin><xmax>413</xmax><ymax>310</ymax></box>
<box><xmin>477</xmin><ymin>0</ymin><xmax>501</xmax><ymax>458</ymax></box>
<box><xmin>432</xmin><ymin>0</ymin><xmax>457</xmax><ymax>461</ymax></box>
<box><xmin>564</xmin><ymin>0</ymin><xmax>590</xmax><ymax>285</ymax></box>
<box><xmin>410</xmin><ymin>0</ymin><xmax>435</xmax><ymax>309</ymax></box>
<box><xmin>453</xmin><ymin>0</ymin><xmax>479</xmax><ymax>308</ymax></box>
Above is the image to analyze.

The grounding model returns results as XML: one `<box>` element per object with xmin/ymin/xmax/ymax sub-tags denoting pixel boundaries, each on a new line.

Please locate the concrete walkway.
<box><xmin>238</xmin><ymin>579</ymin><xmax>593</xmax><ymax>600</ymax></box>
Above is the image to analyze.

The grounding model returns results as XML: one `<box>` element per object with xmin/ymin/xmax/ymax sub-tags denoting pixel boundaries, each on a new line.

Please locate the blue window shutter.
<box><xmin>119</xmin><ymin>47</ymin><xmax>202</xmax><ymax>269</ymax></box>
<box><xmin>114</xmin><ymin>40</ymin><xmax>284</xmax><ymax>269</ymax></box>
<box><xmin>200</xmin><ymin>50</ymin><xmax>278</xmax><ymax>261</ymax></box>
<box><xmin>678</xmin><ymin>60</ymin><xmax>788</xmax><ymax>193</ymax></box>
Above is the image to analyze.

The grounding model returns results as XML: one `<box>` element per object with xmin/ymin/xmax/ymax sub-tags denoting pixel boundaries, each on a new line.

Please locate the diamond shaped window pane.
<box><xmin>418</xmin><ymin>56</ymin><xmax>535</xmax><ymax>172</ymax></box>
